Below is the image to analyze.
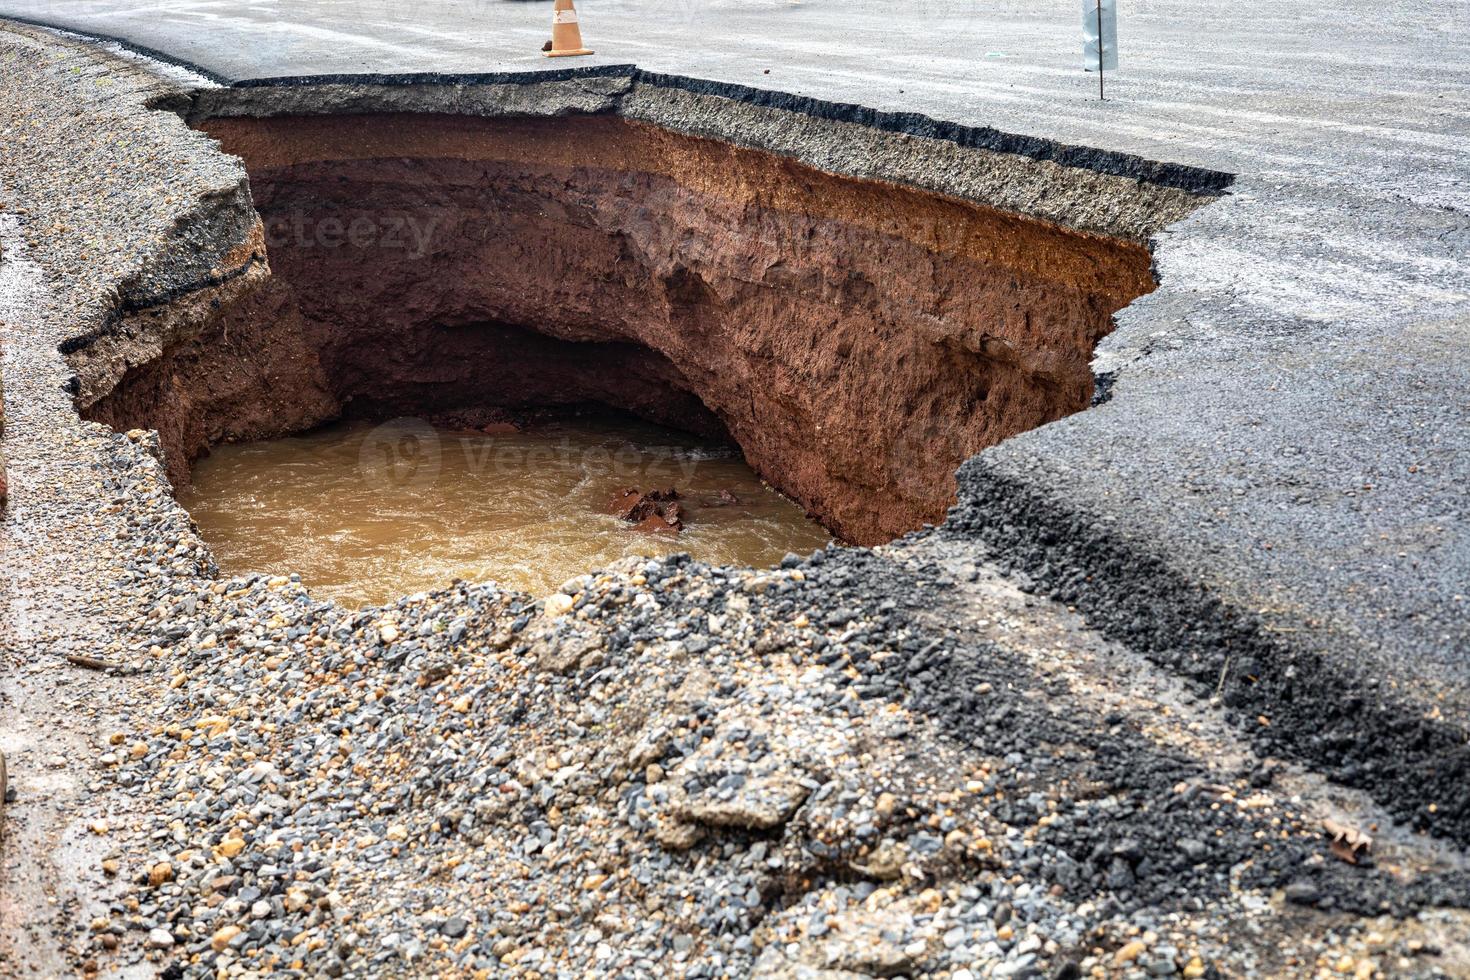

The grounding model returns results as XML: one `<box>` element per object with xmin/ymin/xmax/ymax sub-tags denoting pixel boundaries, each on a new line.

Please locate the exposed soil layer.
<box><xmin>97</xmin><ymin>112</ymin><xmax>1155</xmax><ymax>543</ymax></box>
<box><xmin>83</xmin><ymin>271</ymin><xmax>337</xmax><ymax>473</ymax></box>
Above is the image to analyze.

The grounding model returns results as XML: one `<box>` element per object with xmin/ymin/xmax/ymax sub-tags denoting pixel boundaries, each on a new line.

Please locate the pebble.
<box><xmin>210</xmin><ymin>925</ymin><xmax>241</xmax><ymax>952</ymax></box>
<box><xmin>1115</xmin><ymin>940</ymin><xmax>1148</xmax><ymax>964</ymax></box>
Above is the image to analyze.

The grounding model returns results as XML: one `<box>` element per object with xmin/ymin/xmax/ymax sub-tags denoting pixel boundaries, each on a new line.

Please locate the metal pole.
<box><xmin>1096</xmin><ymin>0</ymin><xmax>1105</xmax><ymax>100</ymax></box>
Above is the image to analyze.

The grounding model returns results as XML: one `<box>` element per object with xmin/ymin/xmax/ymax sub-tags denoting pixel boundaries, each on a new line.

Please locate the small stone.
<box><xmin>146</xmin><ymin>928</ymin><xmax>174</xmax><ymax>949</ymax></box>
<box><xmin>1284</xmin><ymin>881</ymin><xmax>1321</xmax><ymax>906</ymax></box>
<box><xmin>875</xmin><ymin>792</ymin><xmax>897</xmax><ymax>818</ymax></box>
<box><xmin>213</xmin><ymin>837</ymin><xmax>245</xmax><ymax>859</ymax></box>
<box><xmin>543</xmin><ymin>594</ymin><xmax>575</xmax><ymax>618</ymax></box>
<box><xmin>654</xmin><ymin>818</ymin><xmax>704</xmax><ymax>851</ymax></box>
<box><xmin>1116</xmin><ymin>940</ymin><xmax>1148</xmax><ymax>965</ymax></box>
<box><xmin>147</xmin><ymin>861</ymin><xmax>173</xmax><ymax>887</ymax></box>
<box><xmin>211</xmin><ymin>925</ymin><xmax>242</xmax><ymax>952</ymax></box>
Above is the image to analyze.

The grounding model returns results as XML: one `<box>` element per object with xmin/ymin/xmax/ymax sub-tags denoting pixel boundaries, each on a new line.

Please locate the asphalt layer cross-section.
<box><xmin>1</xmin><ymin>0</ymin><xmax>1466</xmax><ymax>828</ymax></box>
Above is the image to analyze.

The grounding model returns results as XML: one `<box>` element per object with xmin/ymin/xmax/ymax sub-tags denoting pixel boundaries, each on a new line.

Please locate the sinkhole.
<box><xmin>69</xmin><ymin>96</ymin><xmax>1224</xmax><ymax>604</ymax></box>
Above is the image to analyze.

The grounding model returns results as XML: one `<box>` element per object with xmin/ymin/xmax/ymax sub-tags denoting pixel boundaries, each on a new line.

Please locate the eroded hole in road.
<box><xmin>77</xmin><ymin>109</ymin><xmax>1175</xmax><ymax>602</ymax></box>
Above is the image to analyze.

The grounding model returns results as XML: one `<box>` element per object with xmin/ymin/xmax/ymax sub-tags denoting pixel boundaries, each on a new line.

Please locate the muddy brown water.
<box><xmin>178</xmin><ymin>417</ymin><xmax>832</xmax><ymax>607</ymax></box>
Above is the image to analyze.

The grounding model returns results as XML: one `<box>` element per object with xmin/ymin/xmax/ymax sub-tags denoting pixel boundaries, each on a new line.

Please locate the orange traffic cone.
<box><xmin>544</xmin><ymin>0</ymin><xmax>593</xmax><ymax>57</ymax></box>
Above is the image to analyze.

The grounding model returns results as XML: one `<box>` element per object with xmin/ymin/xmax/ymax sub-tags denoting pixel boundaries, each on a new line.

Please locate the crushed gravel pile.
<box><xmin>84</xmin><ymin>433</ymin><xmax>1470</xmax><ymax>977</ymax></box>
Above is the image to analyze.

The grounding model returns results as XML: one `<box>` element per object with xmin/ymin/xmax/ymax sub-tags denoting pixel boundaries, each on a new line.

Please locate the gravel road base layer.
<box><xmin>2</xmin><ymin>22</ymin><xmax>1469</xmax><ymax>980</ymax></box>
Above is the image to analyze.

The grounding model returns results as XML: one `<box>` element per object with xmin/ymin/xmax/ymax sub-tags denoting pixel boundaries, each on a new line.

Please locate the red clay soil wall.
<box><xmin>177</xmin><ymin>114</ymin><xmax>1152</xmax><ymax>544</ymax></box>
